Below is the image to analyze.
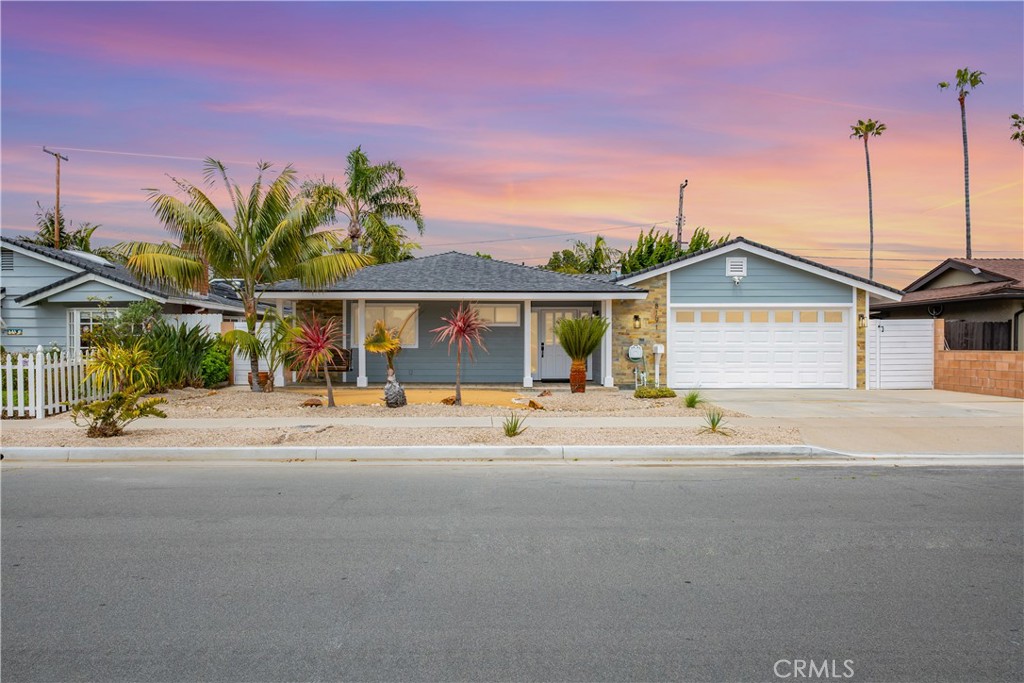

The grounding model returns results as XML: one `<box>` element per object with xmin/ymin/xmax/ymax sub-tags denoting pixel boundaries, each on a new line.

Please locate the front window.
<box><xmin>364</xmin><ymin>304</ymin><xmax>418</xmax><ymax>347</ymax></box>
<box><xmin>69</xmin><ymin>308</ymin><xmax>119</xmax><ymax>353</ymax></box>
<box><xmin>473</xmin><ymin>304</ymin><xmax>520</xmax><ymax>326</ymax></box>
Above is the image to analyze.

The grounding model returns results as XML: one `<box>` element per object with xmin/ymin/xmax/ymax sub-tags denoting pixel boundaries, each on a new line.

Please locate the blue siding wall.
<box><xmin>351</xmin><ymin>301</ymin><xmax>525</xmax><ymax>384</ymax></box>
<box><xmin>2</xmin><ymin>248</ymin><xmax>79</xmax><ymax>353</ymax></box>
<box><xmin>670</xmin><ymin>249</ymin><xmax>852</xmax><ymax>304</ymax></box>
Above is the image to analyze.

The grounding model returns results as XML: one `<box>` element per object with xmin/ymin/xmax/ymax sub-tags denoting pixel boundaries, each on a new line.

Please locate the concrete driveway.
<box><xmin>702</xmin><ymin>389</ymin><xmax>1024</xmax><ymax>455</ymax></box>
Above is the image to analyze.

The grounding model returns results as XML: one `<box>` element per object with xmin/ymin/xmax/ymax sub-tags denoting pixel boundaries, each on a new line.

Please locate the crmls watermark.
<box><xmin>774</xmin><ymin>659</ymin><xmax>855</xmax><ymax>679</ymax></box>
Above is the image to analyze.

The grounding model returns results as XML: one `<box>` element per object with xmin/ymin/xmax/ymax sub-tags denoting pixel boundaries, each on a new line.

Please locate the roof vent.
<box><xmin>726</xmin><ymin>257</ymin><xmax>747</xmax><ymax>277</ymax></box>
<box><xmin>970</xmin><ymin>267</ymin><xmax>982</xmax><ymax>275</ymax></box>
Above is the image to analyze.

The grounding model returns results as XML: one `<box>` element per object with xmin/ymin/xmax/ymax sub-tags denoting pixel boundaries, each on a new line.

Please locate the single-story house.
<box><xmin>872</xmin><ymin>257</ymin><xmax>1024</xmax><ymax>350</ymax></box>
<box><xmin>261</xmin><ymin>237</ymin><xmax>903</xmax><ymax>389</ymax></box>
<box><xmin>0</xmin><ymin>235</ymin><xmax>248</xmax><ymax>354</ymax></box>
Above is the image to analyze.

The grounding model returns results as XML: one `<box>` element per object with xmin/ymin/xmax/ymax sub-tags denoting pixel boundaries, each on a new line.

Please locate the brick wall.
<box><xmin>933</xmin><ymin>319</ymin><xmax>1024</xmax><ymax>399</ymax></box>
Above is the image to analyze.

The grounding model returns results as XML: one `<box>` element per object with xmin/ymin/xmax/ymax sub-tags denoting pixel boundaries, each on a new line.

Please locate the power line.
<box><xmin>420</xmin><ymin>219</ymin><xmax>674</xmax><ymax>249</ymax></box>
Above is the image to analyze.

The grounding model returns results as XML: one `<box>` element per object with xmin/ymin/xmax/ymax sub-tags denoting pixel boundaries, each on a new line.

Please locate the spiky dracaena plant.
<box><xmin>290</xmin><ymin>313</ymin><xmax>345</xmax><ymax>408</ymax></box>
<box><xmin>119</xmin><ymin>158</ymin><xmax>371</xmax><ymax>393</ymax></box>
<box><xmin>553</xmin><ymin>315</ymin><xmax>610</xmax><ymax>393</ymax></box>
<box><xmin>431</xmin><ymin>303</ymin><xmax>489</xmax><ymax>406</ymax></box>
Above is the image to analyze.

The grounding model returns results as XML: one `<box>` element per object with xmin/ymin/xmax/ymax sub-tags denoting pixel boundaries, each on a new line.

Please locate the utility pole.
<box><xmin>674</xmin><ymin>179</ymin><xmax>688</xmax><ymax>248</ymax></box>
<box><xmin>42</xmin><ymin>147</ymin><xmax>68</xmax><ymax>250</ymax></box>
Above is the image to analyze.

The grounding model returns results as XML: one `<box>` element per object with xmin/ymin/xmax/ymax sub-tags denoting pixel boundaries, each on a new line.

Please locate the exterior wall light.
<box><xmin>633</xmin><ymin>314</ymin><xmax>641</xmax><ymax>329</ymax></box>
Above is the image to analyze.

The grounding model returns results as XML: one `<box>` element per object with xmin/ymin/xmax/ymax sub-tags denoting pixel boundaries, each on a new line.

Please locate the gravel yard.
<box><xmin>2</xmin><ymin>385</ymin><xmax>801</xmax><ymax>448</ymax></box>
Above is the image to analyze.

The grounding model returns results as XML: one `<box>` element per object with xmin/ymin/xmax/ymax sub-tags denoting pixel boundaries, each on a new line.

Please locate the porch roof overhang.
<box><xmin>259</xmin><ymin>290</ymin><xmax>647</xmax><ymax>301</ymax></box>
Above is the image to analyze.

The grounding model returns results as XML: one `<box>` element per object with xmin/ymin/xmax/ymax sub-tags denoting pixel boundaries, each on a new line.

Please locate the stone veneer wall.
<box><xmin>933</xmin><ymin>319</ymin><xmax>1024</xmax><ymax>399</ymax></box>
<box><xmin>611</xmin><ymin>273</ymin><xmax>667</xmax><ymax>387</ymax></box>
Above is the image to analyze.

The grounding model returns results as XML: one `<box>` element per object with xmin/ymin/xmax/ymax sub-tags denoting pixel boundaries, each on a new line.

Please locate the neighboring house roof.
<box><xmin>875</xmin><ymin>257</ymin><xmax>1024</xmax><ymax>310</ymax></box>
<box><xmin>1</xmin><ymin>235</ymin><xmax>247</xmax><ymax>313</ymax></box>
<box><xmin>613</xmin><ymin>236</ymin><xmax>903</xmax><ymax>299</ymax></box>
<box><xmin>261</xmin><ymin>251</ymin><xmax>647</xmax><ymax>299</ymax></box>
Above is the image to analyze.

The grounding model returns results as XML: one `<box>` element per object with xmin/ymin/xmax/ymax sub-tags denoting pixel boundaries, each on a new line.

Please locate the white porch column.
<box><xmin>356</xmin><ymin>298</ymin><xmax>368</xmax><ymax>387</ymax></box>
<box><xmin>522</xmin><ymin>300</ymin><xmax>533</xmax><ymax>388</ymax></box>
<box><xmin>601</xmin><ymin>299</ymin><xmax>614</xmax><ymax>387</ymax></box>
<box><xmin>275</xmin><ymin>299</ymin><xmax>287</xmax><ymax>386</ymax></box>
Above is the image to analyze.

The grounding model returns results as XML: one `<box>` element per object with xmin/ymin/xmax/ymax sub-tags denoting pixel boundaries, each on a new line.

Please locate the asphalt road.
<box><xmin>2</xmin><ymin>463</ymin><xmax>1021</xmax><ymax>682</ymax></box>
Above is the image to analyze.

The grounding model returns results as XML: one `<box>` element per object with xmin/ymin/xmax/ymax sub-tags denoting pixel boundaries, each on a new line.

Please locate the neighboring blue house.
<box><xmin>0</xmin><ymin>235</ymin><xmax>247</xmax><ymax>354</ymax></box>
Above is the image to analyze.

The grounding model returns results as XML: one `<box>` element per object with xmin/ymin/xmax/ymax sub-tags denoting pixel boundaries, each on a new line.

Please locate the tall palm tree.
<box><xmin>850</xmin><ymin>119</ymin><xmax>887</xmax><ymax>279</ymax></box>
<box><xmin>305</xmin><ymin>146</ymin><xmax>424</xmax><ymax>262</ymax></box>
<box><xmin>120</xmin><ymin>158</ymin><xmax>370</xmax><ymax>392</ymax></box>
<box><xmin>939</xmin><ymin>68</ymin><xmax>985</xmax><ymax>258</ymax></box>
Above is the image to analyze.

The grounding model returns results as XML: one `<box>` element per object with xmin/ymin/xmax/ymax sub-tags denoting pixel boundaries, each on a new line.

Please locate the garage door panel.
<box><xmin>670</xmin><ymin>308</ymin><xmax>850</xmax><ymax>389</ymax></box>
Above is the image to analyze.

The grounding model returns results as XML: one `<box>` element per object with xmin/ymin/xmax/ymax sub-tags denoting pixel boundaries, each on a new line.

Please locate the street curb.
<box><xmin>1</xmin><ymin>444</ymin><xmax>846</xmax><ymax>463</ymax></box>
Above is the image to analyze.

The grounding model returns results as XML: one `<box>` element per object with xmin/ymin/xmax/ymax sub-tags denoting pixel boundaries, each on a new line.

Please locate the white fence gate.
<box><xmin>1</xmin><ymin>347</ymin><xmax>112</xmax><ymax>419</ymax></box>
<box><xmin>163</xmin><ymin>313</ymin><xmax>223</xmax><ymax>335</ymax></box>
<box><xmin>867</xmin><ymin>319</ymin><xmax>934</xmax><ymax>389</ymax></box>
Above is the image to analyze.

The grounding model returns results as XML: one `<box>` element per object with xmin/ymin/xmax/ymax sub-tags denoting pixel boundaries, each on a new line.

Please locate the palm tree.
<box><xmin>431</xmin><ymin>303</ymin><xmax>489</xmax><ymax>406</ymax></box>
<box><xmin>850</xmin><ymin>119</ymin><xmax>887</xmax><ymax>279</ymax></box>
<box><xmin>29</xmin><ymin>203</ymin><xmax>119</xmax><ymax>260</ymax></box>
<box><xmin>120</xmin><ymin>158</ymin><xmax>370</xmax><ymax>392</ymax></box>
<box><xmin>553</xmin><ymin>315</ymin><xmax>610</xmax><ymax>393</ymax></box>
<box><xmin>290</xmin><ymin>313</ymin><xmax>345</xmax><ymax>408</ymax></box>
<box><xmin>1011</xmin><ymin>114</ymin><xmax>1024</xmax><ymax>147</ymax></box>
<box><xmin>939</xmin><ymin>68</ymin><xmax>985</xmax><ymax>258</ymax></box>
<box><xmin>364</xmin><ymin>311</ymin><xmax>416</xmax><ymax>408</ymax></box>
<box><xmin>544</xmin><ymin>235</ymin><xmax>622</xmax><ymax>274</ymax></box>
<box><xmin>305</xmin><ymin>146</ymin><xmax>424</xmax><ymax>262</ymax></box>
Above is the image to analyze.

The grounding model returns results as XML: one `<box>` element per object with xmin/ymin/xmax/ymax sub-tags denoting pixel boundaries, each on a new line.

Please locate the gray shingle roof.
<box><xmin>263</xmin><ymin>252</ymin><xmax>646</xmax><ymax>294</ymax></box>
<box><xmin>2</xmin><ymin>235</ymin><xmax>246</xmax><ymax>311</ymax></box>
<box><xmin>614</xmin><ymin>236</ymin><xmax>904</xmax><ymax>295</ymax></box>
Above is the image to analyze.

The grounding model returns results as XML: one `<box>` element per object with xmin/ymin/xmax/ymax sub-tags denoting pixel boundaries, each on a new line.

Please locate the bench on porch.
<box><xmin>325</xmin><ymin>348</ymin><xmax>352</xmax><ymax>373</ymax></box>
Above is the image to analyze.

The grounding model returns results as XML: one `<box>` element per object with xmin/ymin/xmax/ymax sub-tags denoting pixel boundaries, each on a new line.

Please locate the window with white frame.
<box><xmin>364</xmin><ymin>304</ymin><xmax>418</xmax><ymax>347</ymax></box>
<box><xmin>69</xmin><ymin>308</ymin><xmax>120</xmax><ymax>352</ymax></box>
<box><xmin>472</xmin><ymin>303</ymin><xmax>520</xmax><ymax>326</ymax></box>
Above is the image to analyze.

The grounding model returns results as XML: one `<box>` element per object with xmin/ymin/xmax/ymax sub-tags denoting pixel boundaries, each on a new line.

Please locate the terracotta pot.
<box><xmin>569</xmin><ymin>360</ymin><xmax>588</xmax><ymax>393</ymax></box>
<box><xmin>247</xmin><ymin>371</ymin><xmax>270</xmax><ymax>388</ymax></box>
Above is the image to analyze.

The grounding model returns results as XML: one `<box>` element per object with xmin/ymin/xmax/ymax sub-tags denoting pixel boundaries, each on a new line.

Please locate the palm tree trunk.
<box><xmin>960</xmin><ymin>96</ymin><xmax>972</xmax><ymax>259</ymax></box>
<box><xmin>863</xmin><ymin>137</ymin><xmax>875</xmax><ymax>280</ymax></box>
<box><xmin>454</xmin><ymin>348</ymin><xmax>462</xmax><ymax>406</ymax></box>
<box><xmin>244</xmin><ymin>303</ymin><xmax>263</xmax><ymax>393</ymax></box>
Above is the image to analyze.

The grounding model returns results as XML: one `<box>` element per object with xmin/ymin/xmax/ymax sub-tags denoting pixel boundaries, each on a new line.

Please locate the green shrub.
<box><xmin>634</xmin><ymin>386</ymin><xmax>677</xmax><ymax>399</ymax></box>
<box><xmin>144</xmin><ymin>321</ymin><xmax>216</xmax><ymax>391</ymax></box>
<box><xmin>683</xmin><ymin>390</ymin><xmax>704</xmax><ymax>408</ymax></box>
<box><xmin>502</xmin><ymin>411</ymin><xmax>528</xmax><ymax>437</ymax></box>
<box><xmin>70</xmin><ymin>388</ymin><xmax>167</xmax><ymax>437</ymax></box>
<box><xmin>200</xmin><ymin>341</ymin><xmax>232</xmax><ymax>388</ymax></box>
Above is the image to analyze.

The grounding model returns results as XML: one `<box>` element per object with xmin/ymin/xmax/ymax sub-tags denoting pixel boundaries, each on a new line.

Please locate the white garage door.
<box><xmin>669</xmin><ymin>308</ymin><xmax>852</xmax><ymax>388</ymax></box>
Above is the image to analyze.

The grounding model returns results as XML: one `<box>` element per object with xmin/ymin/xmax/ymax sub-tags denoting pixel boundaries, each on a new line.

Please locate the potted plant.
<box><xmin>554</xmin><ymin>315</ymin><xmax>610</xmax><ymax>393</ymax></box>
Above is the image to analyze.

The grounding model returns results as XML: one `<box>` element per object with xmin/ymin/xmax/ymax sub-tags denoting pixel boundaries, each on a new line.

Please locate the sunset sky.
<box><xmin>1</xmin><ymin>1</ymin><xmax>1021</xmax><ymax>287</ymax></box>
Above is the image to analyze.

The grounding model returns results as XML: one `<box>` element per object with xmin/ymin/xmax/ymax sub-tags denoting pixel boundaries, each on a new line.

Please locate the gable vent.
<box><xmin>725</xmin><ymin>257</ymin><xmax>746</xmax><ymax>277</ymax></box>
<box><xmin>1</xmin><ymin>250</ymin><xmax>13</xmax><ymax>271</ymax></box>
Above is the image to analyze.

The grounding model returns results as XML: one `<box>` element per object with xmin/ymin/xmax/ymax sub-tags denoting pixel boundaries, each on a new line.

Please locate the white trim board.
<box><xmin>616</xmin><ymin>241</ymin><xmax>902</xmax><ymax>301</ymax></box>
<box><xmin>17</xmin><ymin>273</ymin><xmax>167</xmax><ymax>306</ymax></box>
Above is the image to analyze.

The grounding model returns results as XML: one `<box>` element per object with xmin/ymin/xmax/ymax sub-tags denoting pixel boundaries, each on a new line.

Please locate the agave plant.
<box><xmin>431</xmin><ymin>303</ymin><xmax>489</xmax><ymax>406</ymax></box>
<box><xmin>553</xmin><ymin>315</ymin><xmax>610</xmax><ymax>393</ymax></box>
<box><xmin>290</xmin><ymin>313</ymin><xmax>345</xmax><ymax>407</ymax></box>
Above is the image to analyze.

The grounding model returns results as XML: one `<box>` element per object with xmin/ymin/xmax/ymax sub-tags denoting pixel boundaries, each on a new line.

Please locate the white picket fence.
<box><xmin>1</xmin><ymin>346</ymin><xmax>112</xmax><ymax>419</ymax></box>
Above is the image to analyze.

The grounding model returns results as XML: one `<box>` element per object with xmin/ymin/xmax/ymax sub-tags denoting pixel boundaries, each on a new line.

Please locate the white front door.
<box><xmin>538</xmin><ymin>309</ymin><xmax>593</xmax><ymax>381</ymax></box>
<box><xmin>669</xmin><ymin>308</ymin><xmax>851</xmax><ymax>388</ymax></box>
